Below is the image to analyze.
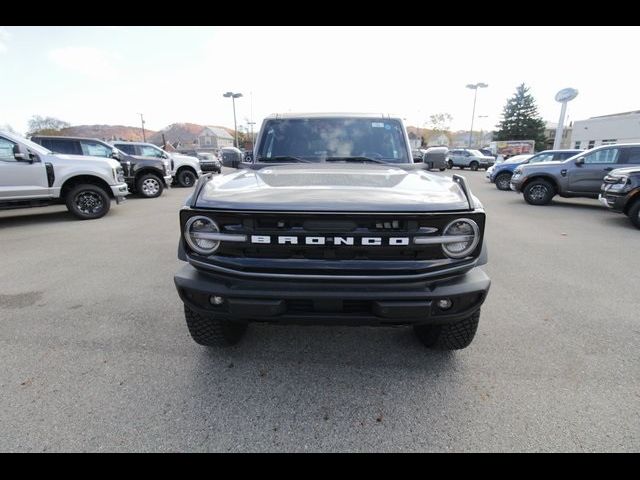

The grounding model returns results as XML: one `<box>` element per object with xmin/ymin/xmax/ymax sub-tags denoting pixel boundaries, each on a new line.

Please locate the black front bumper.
<box><xmin>174</xmin><ymin>263</ymin><xmax>490</xmax><ymax>326</ymax></box>
<box><xmin>200</xmin><ymin>163</ymin><xmax>221</xmax><ymax>172</ymax></box>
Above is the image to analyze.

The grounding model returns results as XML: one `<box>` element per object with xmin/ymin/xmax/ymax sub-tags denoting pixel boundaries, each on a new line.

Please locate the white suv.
<box><xmin>111</xmin><ymin>141</ymin><xmax>202</xmax><ymax>187</ymax></box>
<box><xmin>0</xmin><ymin>130</ymin><xmax>129</xmax><ymax>220</ymax></box>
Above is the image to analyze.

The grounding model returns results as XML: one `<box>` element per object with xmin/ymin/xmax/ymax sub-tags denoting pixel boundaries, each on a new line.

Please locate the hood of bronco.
<box><xmin>194</xmin><ymin>164</ymin><xmax>474</xmax><ymax>212</ymax></box>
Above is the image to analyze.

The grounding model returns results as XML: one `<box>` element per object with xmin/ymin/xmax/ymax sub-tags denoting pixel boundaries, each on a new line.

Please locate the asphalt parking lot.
<box><xmin>1</xmin><ymin>168</ymin><xmax>638</xmax><ymax>452</ymax></box>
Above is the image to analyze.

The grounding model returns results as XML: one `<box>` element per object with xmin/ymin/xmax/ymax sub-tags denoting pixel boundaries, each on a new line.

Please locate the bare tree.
<box><xmin>428</xmin><ymin>113</ymin><xmax>453</xmax><ymax>134</ymax></box>
<box><xmin>27</xmin><ymin>115</ymin><xmax>70</xmax><ymax>136</ymax></box>
<box><xmin>1</xmin><ymin>123</ymin><xmax>17</xmax><ymax>134</ymax></box>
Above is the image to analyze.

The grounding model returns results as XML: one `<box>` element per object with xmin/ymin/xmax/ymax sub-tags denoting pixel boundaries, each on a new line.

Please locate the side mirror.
<box><xmin>575</xmin><ymin>157</ymin><xmax>585</xmax><ymax>166</ymax></box>
<box><xmin>111</xmin><ymin>150</ymin><xmax>120</xmax><ymax>160</ymax></box>
<box><xmin>13</xmin><ymin>144</ymin><xmax>32</xmax><ymax>162</ymax></box>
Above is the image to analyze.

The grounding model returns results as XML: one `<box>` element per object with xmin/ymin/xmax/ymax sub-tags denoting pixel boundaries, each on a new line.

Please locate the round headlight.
<box><xmin>184</xmin><ymin>216</ymin><xmax>220</xmax><ymax>255</ymax></box>
<box><xmin>442</xmin><ymin>218</ymin><xmax>479</xmax><ymax>259</ymax></box>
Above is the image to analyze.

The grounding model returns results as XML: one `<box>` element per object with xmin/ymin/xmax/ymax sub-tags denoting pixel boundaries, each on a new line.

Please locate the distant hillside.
<box><xmin>148</xmin><ymin>123</ymin><xmax>236</xmax><ymax>146</ymax></box>
<box><xmin>147</xmin><ymin>123</ymin><xmax>204</xmax><ymax>146</ymax></box>
<box><xmin>53</xmin><ymin>125</ymin><xmax>155</xmax><ymax>141</ymax></box>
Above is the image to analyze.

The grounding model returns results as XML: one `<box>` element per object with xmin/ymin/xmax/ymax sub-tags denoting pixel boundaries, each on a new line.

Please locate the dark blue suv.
<box><xmin>490</xmin><ymin>149</ymin><xmax>581</xmax><ymax>190</ymax></box>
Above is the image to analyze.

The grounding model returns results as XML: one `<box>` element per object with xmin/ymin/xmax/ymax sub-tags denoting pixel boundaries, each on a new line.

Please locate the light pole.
<box><xmin>137</xmin><ymin>113</ymin><xmax>146</xmax><ymax>142</ymax></box>
<box><xmin>247</xmin><ymin>121</ymin><xmax>256</xmax><ymax>147</ymax></box>
<box><xmin>466</xmin><ymin>83</ymin><xmax>488</xmax><ymax>147</ymax></box>
<box><xmin>477</xmin><ymin>115</ymin><xmax>488</xmax><ymax>148</ymax></box>
<box><xmin>223</xmin><ymin>92</ymin><xmax>243</xmax><ymax>148</ymax></box>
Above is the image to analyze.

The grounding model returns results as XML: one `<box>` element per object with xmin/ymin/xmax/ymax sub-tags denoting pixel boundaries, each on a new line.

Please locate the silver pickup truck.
<box><xmin>447</xmin><ymin>148</ymin><xmax>495</xmax><ymax>171</ymax></box>
<box><xmin>0</xmin><ymin>130</ymin><xmax>129</xmax><ymax>220</ymax></box>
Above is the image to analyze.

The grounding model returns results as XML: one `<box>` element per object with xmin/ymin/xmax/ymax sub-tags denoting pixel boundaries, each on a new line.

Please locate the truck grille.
<box><xmin>181</xmin><ymin>210</ymin><xmax>485</xmax><ymax>266</ymax></box>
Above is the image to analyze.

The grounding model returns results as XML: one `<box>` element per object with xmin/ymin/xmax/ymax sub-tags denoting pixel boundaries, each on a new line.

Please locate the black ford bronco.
<box><xmin>174</xmin><ymin>113</ymin><xmax>491</xmax><ymax>350</ymax></box>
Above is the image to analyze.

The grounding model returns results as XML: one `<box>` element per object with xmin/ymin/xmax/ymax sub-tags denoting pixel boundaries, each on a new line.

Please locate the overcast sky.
<box><xmin>1</xmin><ymin>26</ymin><xmax>639</xmax><ymax>135</ymax></box>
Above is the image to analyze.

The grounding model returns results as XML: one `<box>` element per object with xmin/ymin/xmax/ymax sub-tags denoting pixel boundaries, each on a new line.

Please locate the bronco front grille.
<box><xmin>181</xmin><ymin>210</ymin><xmax>485</xmax><ymax>264</ymax></box>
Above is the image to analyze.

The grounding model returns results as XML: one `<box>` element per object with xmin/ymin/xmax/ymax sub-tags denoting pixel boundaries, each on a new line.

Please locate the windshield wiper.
<box><xmin>324</xmin><ymin>156</ymin><xmax>389</xmax><ymax>164</ymax></box>
<box><xmin>256</xmin><ymin>156</ymin><xmax>313</xmax><ymax>163</ymax></box>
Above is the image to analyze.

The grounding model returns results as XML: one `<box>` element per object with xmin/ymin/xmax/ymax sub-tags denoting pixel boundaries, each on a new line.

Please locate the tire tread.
<box><xmin>184</xmin><ymin>304</ymin><xmax>246</xmax><ymax>346</ymax></box>
<box><xmin>414</xmin><ymin>310</ymin><xmax>480</xmax><ymax>350</ymax></box>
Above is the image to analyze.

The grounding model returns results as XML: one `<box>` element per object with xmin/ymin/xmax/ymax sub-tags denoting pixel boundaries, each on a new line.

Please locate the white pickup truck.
<box><xmin>111</xmin><ymin>141</ymin><xmax>202</xmax><ymax>188</ymax></box>
<box><xmin>0</xmin><ymin>130</ymin><xmax>129</xmax><ymax>220</ymax></box>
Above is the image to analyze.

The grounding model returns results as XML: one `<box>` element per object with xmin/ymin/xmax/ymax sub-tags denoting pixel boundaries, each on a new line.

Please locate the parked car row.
<box><xmin>480</xmin><ymin>144</ymin><xmax>640</xmax><ymax>229</ymax></box>
<box><xmin>0</xmin><ymin>130</ymin><xmax>212</xmax><ymax>220</ymax></box>
<box><xmin>486</xmin><ymin>149</ymin><xmax>582</xmax><ymax>190</ymax></box>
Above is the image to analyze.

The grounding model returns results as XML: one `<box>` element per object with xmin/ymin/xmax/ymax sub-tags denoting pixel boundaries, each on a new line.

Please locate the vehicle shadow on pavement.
<box><xmin>196</xmin><ymin>324</ymin><xmax>459</xmax><ymax>370</ymax></box>
<box><xmin>600</xmin><ymin>215</ymin><xmax>638</xmax><ymax>230</ymax></box>
<box><xmin>0</xmin><ymin>211</ymin><xmax>74</xmax><ymax>227</ymax></box>
<box><xmin>547</xmin><ymin>200</ymin><xmax>608</xmax><ymax>211</ymax></box>
<box><xmin>182</xmin><ymin>326</ymin><xmax>466</xmax><ymax>446</ymax></box>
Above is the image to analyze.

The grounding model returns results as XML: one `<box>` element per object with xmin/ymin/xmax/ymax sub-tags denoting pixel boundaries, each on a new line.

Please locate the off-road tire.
<box><xmin>470</xmin><ymin>161</ymin><xmax>479</xmax><ymax>171</ymax></box>
<box><xmin>65</xmin><ymin>183</ymin><xmax>111</xmax><ymax>220</ymax></box>
<box><xmin>495</xmin><ymin>172</ymin><xmax>513</xmax><ymax>191</ymax></box>
<box><xmin>627</xmin><ymin>198</ymin><xmax>640</xmax><ymax>229</ymax></box>
<box><xmin>177</xmin><ymin>169</ymin><xmax>197</xmax><ymax>188</ymax></box>
<box><xmin>183</xmin><ymin>304</ymin><xmax>247</xmax><ymax>347</ymax></box>
<box><xmin>136</xmin><ymin>173</ymin><xmax>163</xmax><ymax>198</ymax></box>
<box><xmin>523</xmin><ymin>179</ymin><xmax>555</xmax><ymax>205</ymax></box>
<box><xmin>413</xmin><ymin>310</ymin><xmax>480</xmax><ymax>350</ymax></box>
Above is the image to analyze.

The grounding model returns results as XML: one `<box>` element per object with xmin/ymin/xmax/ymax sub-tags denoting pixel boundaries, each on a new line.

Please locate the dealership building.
<box><xmin>570</xmin><ymin>110</ymin><xmax>640</xmax><ymax>150</ymax></box>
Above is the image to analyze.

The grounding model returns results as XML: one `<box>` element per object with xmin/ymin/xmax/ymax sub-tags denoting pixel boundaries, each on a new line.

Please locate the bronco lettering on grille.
<box><xmin>249</xmin><ymin>235</ymin><xmax>411</xmax><ymax>246</ymax></box>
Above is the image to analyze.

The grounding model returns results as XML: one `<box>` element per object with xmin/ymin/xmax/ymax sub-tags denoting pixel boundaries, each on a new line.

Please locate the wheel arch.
<box><xmin>522</xmin><ymin>174</ymin><xmax>560</xmax><ymax>193</ymax></box>
<box><xmin>176</xmin><ymin>165</ymin><xmax>197</xmax><ymax>175</ymax></box>
<box><xmin>60</xmin><ymin>175</ymin><xmax>113</xmax><ymax>200</ymax></box>
<box><xmin>135</xmin><ymin>168</ymin><xmax>164</xmax><ymax>182</ymax></box>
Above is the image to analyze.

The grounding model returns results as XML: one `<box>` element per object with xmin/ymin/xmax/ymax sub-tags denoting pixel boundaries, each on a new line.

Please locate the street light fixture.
<box><xmin>466</xmin><ymin>83</ymin><xmax>488</xmax><ymax>147</ymax></box>
<box><xmin>223</xmin><ymin>91</ymin><xmax>243</xmax><ymax>148</ymax></box>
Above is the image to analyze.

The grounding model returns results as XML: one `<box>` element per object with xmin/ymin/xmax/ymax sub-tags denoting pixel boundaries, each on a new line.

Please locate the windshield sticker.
<box><xmin>371</xmin><ymin>122</ymin><xmax>384</xmax><ymax>128</ymax></box>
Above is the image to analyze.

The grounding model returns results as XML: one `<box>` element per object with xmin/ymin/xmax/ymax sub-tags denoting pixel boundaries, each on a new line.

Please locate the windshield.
<box><xmin>256</xmin><ymin>117</ymin><xmax>410</xmax><ymax>163</ymax></box>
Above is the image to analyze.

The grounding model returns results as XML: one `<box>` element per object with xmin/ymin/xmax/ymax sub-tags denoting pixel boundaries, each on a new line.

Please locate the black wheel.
<box><xmin>469</xmin><ymin>161</ymin><xmax>479</xmax><ymax>171</ymax></box>
<box><xmin>183</xmin><ymin>304</ymin><xmax>247</xmax><ymax>347</ymax></box>
<box><xmin>495</xmin><ymin>172</ymin><xmax>513</xmax><ymax>191</ymax></box>
<box><xmin>439</xmin><ymin>167</ymin><xmax>446</xmax><ymax>172</ymax></box>
<box><xmin>447</xmin><ymin>160</ymin><xmax>453</xmax><ymax>169</ymax></box>
<box><xmin>177</xmin><ymin>169</ymin><xmax>197</xmax><ymax>188</ymax></box>
<box><xmin>414</xmin><ymin>310</ymin><xmax>480</xmax><ymax>350</ymax></box>
<box><xmin>65</xmin><ymin>183</ymin><xmax>111</xmax><ymax>220</ymax></box>
<box><xmin>136</xmin><ymin>173</ymin><xmax>163</xmax><ymax>198</ymax></box>
<box><xmin>523</xmin><ymin>179</ymin><xmax>555</xmax><ymax>205</ymax></box>
<box><xmin>627</xmin><ymin>199</ymin><xmax>640</xmax><ymax>229</ymax></box>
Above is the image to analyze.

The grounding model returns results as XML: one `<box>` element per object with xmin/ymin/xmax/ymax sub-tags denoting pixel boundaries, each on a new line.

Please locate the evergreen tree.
<box><xmin>494</xmin><ymin>83</ymin><xmax>546</xmax><ymax>151</ymax></box>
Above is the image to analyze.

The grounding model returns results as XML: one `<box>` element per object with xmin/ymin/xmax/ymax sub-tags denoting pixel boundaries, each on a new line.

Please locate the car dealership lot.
<box><xmin>0</xmin><ymin>170</ymin><xmax>638</xmax><ymax>452</ymax></box>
